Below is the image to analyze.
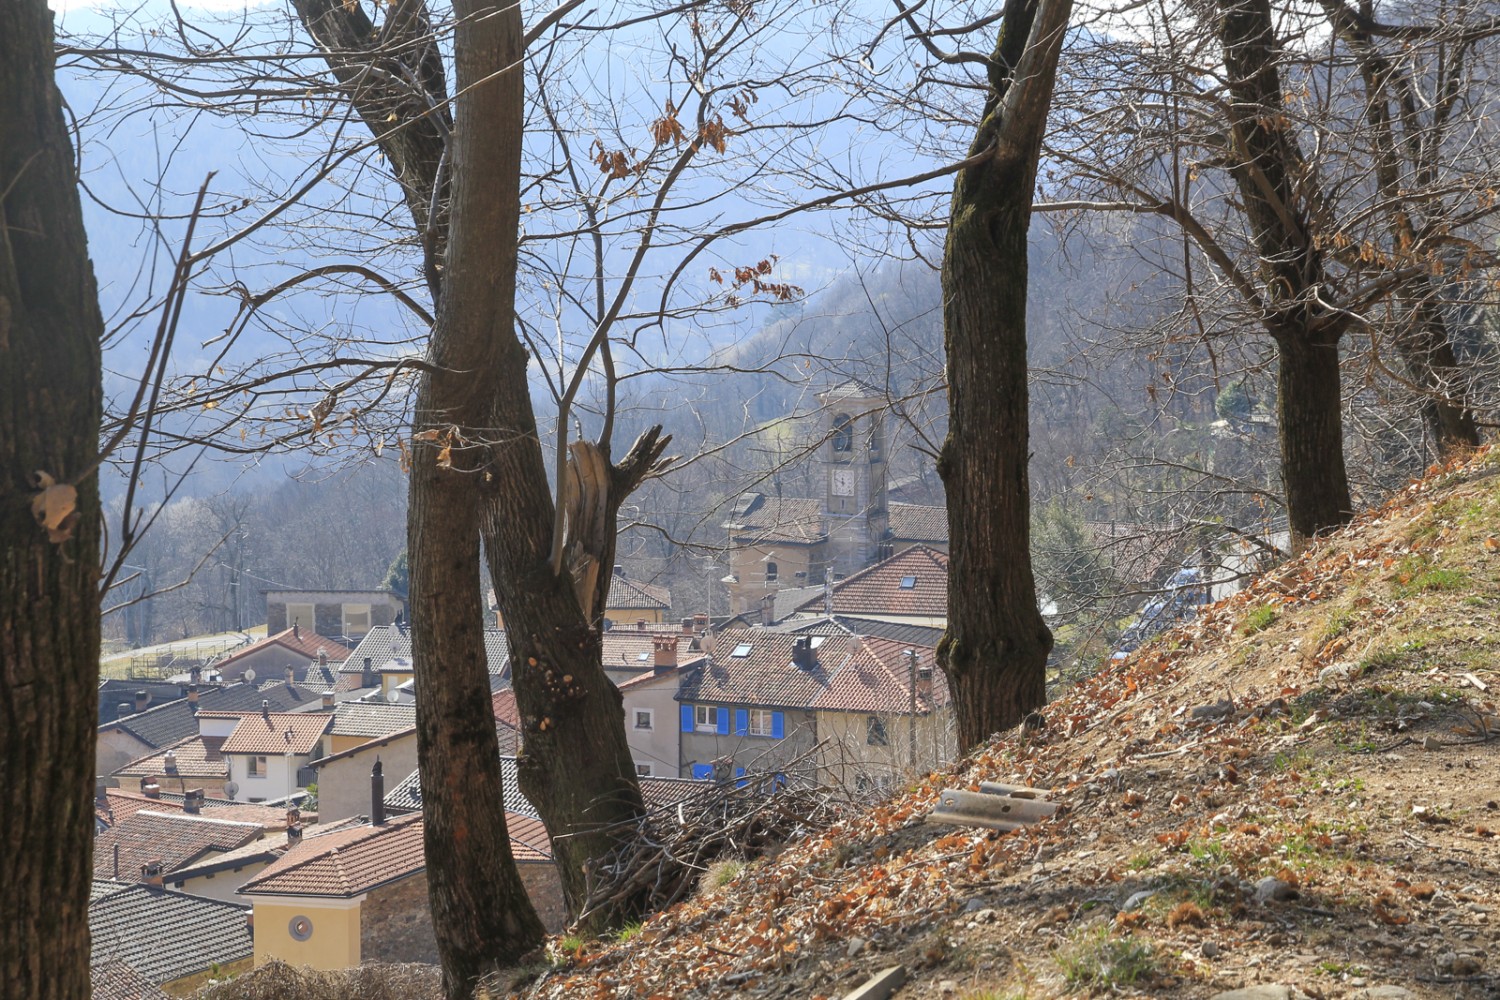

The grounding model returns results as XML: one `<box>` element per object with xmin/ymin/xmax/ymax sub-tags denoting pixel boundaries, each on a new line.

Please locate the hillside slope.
<box><xmin>512</xmin><ymin>452</ymin><xmax>1500</xmax><ymax>1000</ymax></box>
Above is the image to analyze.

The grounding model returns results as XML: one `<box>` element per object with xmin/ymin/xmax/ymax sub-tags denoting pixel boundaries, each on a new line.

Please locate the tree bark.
<box><xmin>937</xmin><ymin>0</ymin><xmax>1069</xmax><ymax>753</ymax></box>
<box><xmin>1215</xmin><ymin>0</ymin><xmax>1354</xmax><ymax>550</ymax></box>
<box><xmin>405</xmin><ymin>1</ymin><xmax>547</xmax><ymax>994</ymax></box>
<box><xmin>0</xmin><ymin>3</ymin><xmax>105</xmax><ymax>998</ymax></box>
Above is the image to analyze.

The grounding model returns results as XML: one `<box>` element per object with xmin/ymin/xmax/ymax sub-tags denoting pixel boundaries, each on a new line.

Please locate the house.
<box><xmin>615</xmin><ymin>635</ymin><xmax>702</xmax><ymax>779</ymax></box>
<box><xmin>93</xmin><ymin>807</ymin><xmax>264</xmax><ymax>884</ymax></box>
<box><xmin>97</xmin><ymin>679</ymin><xmax>195</xmax><ymax>727</ymax></box>
<box><xmin>112</xmin><ymin>736</ymin><xmax>232</xmax><ymax>800</ymax></box>
<box><xmin>722</xmin><ymin>381</ymin><xmax>950</xmax><ymax>616</ymax></box>
<box><xmin>167</xmin><ymin>815</ymin><xmax>366</xmax><ymax>903</ymax></box>
<box><xmin>792</xmin><ymin>544</ymin><xmax>949</xmax><ymax>626</ymax></box>
<box><xmin>90</xmin><ymin>882</ymin><xmax>254</xmax><ymax>995</ymax></box>
<box><xmin>198</xmin><ymin>708</ymin><xmax>333</xmax><ymax>803</ymax></box>
<box><xmin>601</xmin><ymin>565</ymin><xmax>673</xmax><ymax>626</ymax></box>
<box><xmin>98</xmin><ymin>678</ymin><xmax>325</xmax><ymax>780</ymax></box>
<box><xmin>264</xmin><ymin>588</ymin><xmax>407</xmax><ymax>645</ymax></box>
<box><xmin>326</xmin><ymin>701</ymin><xmax>418</xmax><ymax>755</ymax></box>
<box><xmin>239</xmin><ymin>799</ymin><xmax>562</xmax><ymax>969</ymax></box>
<box><xmin>312</xmin><ymin>691</ymin><xmax>518</xmax><ymax>823</ymax></box>
<box><xmin>210</xmin><ymin>625</ymin><xmax>347</xmax><ymax>685</ymax></box>
<box><xmin>336</xmin><ymin>624</ymin><xmax>511</xmax><ymax>695</ymax></box>
<box><xmin>678</xmin><ymin>625</ymin><xmax>955</xmax><ymax>788</ymax></box>
<box><xmin>676</xmin><ymin>630</ymin><xmax>856</xmax><ymax>783</ymax></box>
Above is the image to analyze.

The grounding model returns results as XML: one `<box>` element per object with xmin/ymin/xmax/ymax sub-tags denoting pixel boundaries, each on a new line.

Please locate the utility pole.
<box><xmin>906</xmin><ymin>648</ymin><xmax>917</xmax><ymax>769</ymax></box>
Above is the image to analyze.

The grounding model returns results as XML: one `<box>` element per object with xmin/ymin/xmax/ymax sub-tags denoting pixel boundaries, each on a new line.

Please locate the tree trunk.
<box><xmin>1215</xmin><ymin>0</ymin><xmax>1354</xmax><ymax>547</ymax></box>
<box><xmin>407</xmin><ymin>1</ymin><xmax>546</xmax><ymax>993</ymax></box>
<box><xmin>1275</xmin><ymin>331</ymin><xmax>1353</xmax><ymax>551</ymax></box>
<box><xmin>0</xmin><ymin>3</ymin><xmax>105</xmax><ymax>998</ymax></box>
<box><xmin>937</xmin><ymin>0</ymin><xmax>1069</xmax><ymax>753</ymax></box>
<box><xmin>1396</xmin><ymin>294</ymin><xmax>1481</xmax><ymax>460</ymax></box>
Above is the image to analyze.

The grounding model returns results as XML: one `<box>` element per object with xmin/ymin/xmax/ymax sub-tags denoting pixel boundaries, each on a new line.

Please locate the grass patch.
<box><xmin>699</xmin><ymin>858</ymin><xmax>746</xmax><ymax>895</ymax></box>
<box><xmin>1238</xmin><ymin>604</ymin><xmax>1279</xmax><ymax>635</ymax></box>
<box><xmin>1392</xmin><ymin>555</ymin><xmax>1468</xmax><ymax>597</ymax></box>
<box><xmin>614</xmin><ymin>921</ymin><xmax>643</xmax><ymax>943</ymax></box>
<box><xmin>1055</xmin><ymin>926</ymin><xmax>1158</xmax><ymax>991</ymax></box>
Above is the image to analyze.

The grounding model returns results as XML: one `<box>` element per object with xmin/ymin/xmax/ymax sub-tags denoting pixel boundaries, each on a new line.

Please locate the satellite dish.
<box><xmin>386</xmin><ymin>689</ymin><xmax>401</xmax><ymax>704</ymax></box>
<box><xmin>224</xmin><ymin>781</ymin><xmax>239</xmax><ymax>800</ymax></box>
<box><xmin>242</xmin><ymin>668</ymin><xmax>256</xmax><ymax>683</ymax></box>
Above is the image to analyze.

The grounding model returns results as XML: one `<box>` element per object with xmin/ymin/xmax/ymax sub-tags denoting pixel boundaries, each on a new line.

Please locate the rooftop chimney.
<box><xmin>636</xmin><ymin>619</ymin><xmax>647</xmax><ymax>631</ymax></box>
<box><xmin>681</xmin><ymin>617</ymin><xmax>694</xmax><ymax>635</ymax></box>
<box><xmin>321</xmin><ymin>690</ymin><xmax>335</xmax><ymax>710</ymax></box>
<box><xmin>187</xmin><ymin>684</ymin><xmax>199</xmax><ymax>710</ymax></box>
<box><xmin>141</xmin><ymin>779</ymin><xmax>160</xmax><ymax>799</ymax></box>
<box><xmin>361</xmin><ymin>656</ymin><xmax>375</xmax><ymax>688</ymax></box>
<box><xmin>95</xmin><ymin>780</ymin><xmax>108</xmax><ymax>803</ymax></box>
<box><xmin>140</xmin><ymin>860</ymin><xmax>165</xmax><ymax>887</ymax></box>
<box><xmin>652</xmin><ymin>635</ymin><xmax>677</xmax><ymax>669</ymax></box>
<box><xmin>183</xmin><ymin>788</ymin><xmax>204</xmax><ymax>814</ymax></box>
<box><xmin>792</xmin><ymin>636</ymin><xmax>818</xmax><ymax>671</ymax></box>
<box><xmin>116</xmin><ymin>702</ymin><xmax>132</xmax><ymax>719</ymax></box>
<box><xmin>134</xmin><ymin>690</ymin><xmax>149</xmax><ymax>713</ymax></box>
<box><xmin>292</xmin><ymin>621</ymin><xmax>300</xmax><ymax>639</ymax></box>
<box><xmin>163</xmin><ymin>750</ymin><xmax>178</xmax><ymax>775</ymax></box>
<box><xmin>285</xmin><ymin>823</ymin><xmax>303</xmax><ymax>848</ymax></box>
<box><xmin>614</xmin><ymin>564</ymin><xmax>626</xmax><ymax>578</ymax></box>
<box><xmin>261</xmin><ymin>699</ymin><xmax>270</xmax><ymax>721</ymax></box>
<box><xmin>318</xmin><ymin>649</ymin><xmax>328</xmax><ymax>667</ymax></box>
<box><xmin>285</xmin><ymin>666</ymin><xmax>296</xmax><ymax>688</ymax></box>
<box><xmin>370</xmin><ymin>759</ymin><xmax>386</xmax><ymax>825</ymax></box>
<box><xmin>190</xmin><ymin>665</ymin><xmax>202</xmax><ymax>685</ymax></box>
<box><xmin>693</xmin><ymin>612</ymin><xmax>710</xmax><ymax>630</ymax></box>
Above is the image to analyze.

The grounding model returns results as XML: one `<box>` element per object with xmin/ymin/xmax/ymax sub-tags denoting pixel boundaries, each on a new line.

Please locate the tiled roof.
<box><xmin>336</xmin><ymin>626</ymin><xmax>511</xmax><ymax>692</ymax></box>
<box><xmin>241</xmin><ymin>812</ymin><xmax>551</xmax><ymax>900</ymax></box>
<box><xmin>309</xmin><ymin>726</ymin><xmax>416</xmax><ymax>768</ymax></box>
<box><xmin>97</xmin><ymin>680</ymin><xmax>190</xmax><ymax>726</ymax></box>
<box><xmin>681</xmin><ymin>630</ymin><xmax>855</xmax><ymax>709</ymax></box>
<box><xmin>605</xmin><ymin>573</ymin><xmax>671</xmax><ymax>610</ymax></box>
<box><xmin>329</xmin><ymin>702</ymin><xmax>417</xmax><ymax>738</ymax></box>
<box><xmin>89</xmin><ymin>883</ymin><xmax>251</xmax><ymax>986</ymax></box>
<box><xmin>170</xmin><ymin>816</ymin><xmax>365</xmax><ymax>881</ymax></box>
<box><xmin>93</xmin><ymin>809</ymin><xmax>264</xmax><ymax>880</ymax></box>
<box><xmin>215</xmin><ymin>626</ymin><xmax>349</xmax><ymax>672</ymax></box>
<box><xmin>113</xmin><ymin>735</ymin><xmax>228</xmax><ymax>784</ymax></box>
<box><xmin>91</xmin><ymin>957</ymin><xmax>168</xmax><ymax>1000</ymax></box>
<box><xmin>220</xmin><ymin>711</ymin><xmax>332</xmax><ymax>756</ymax></box>
<box><xmin>812</xmin><ymin>637</ymin><xmax>949</xmax><ymax>715</ymax></box>
<box><xmin>97</xmin><ymin>789</ymin><xmax>184</xmax><ymax>828</ymax></box>
<box><xmin>384</xmin><ymin>756</ymin><xmax>704</xmax><ymax>819</ymax></box>
<box><xmin>783</xmin><ymin>615</ymin><xmax>947</xmax><ymax>650</ymax></box>
<box><xmin>92</xmin><ymin>879</ymin><xmax>133</xmax><ymax>902</ymax></box>
<box><xmin>727</xmin><ymin>494</ymin><xmax>826</xmax><ymax>546</ymax></box>
<box><xmin>888</xmin><ymin>502</ymin><xmax>949</xmax><ymax>542</ymax></box>
<box><xmin>101</xmin><ymin>681</ymin><xmax>323</xmax><ymax>750</ymax></box>
<box><xmin>491</xmin><ymin>689</ymin><xmax>520</xmax><ymax>729</ymax></box>
<box><xmin>794</xmin><ymin>544</ymin><xmax>949</xmax><ymax>618</ymax></box>
<box><xmin>601</xmin><ymin>630</ymin><xmax>703</xmax><ymax>671</ymax></box>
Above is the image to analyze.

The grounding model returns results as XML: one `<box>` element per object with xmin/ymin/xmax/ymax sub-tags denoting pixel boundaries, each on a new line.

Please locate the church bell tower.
<box><xmin>821</xmin><ymin>380</ymin><xmax>889</xmax><ymax>579</ymax></box>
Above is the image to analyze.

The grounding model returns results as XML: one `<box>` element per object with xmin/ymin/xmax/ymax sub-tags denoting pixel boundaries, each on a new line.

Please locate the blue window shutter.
<box><xmin>692</xmin><ymin>764</ymin><xmax>713</xmax><ymax>780</ymax></box>
<box><xmin>716</xmin><ymin>708</ymin><xmax>730</xmax><ymax>736</ymax></box>
<box><xmin>734</xmin><ymin>709</ymin><xmax>749</xmax><ymax>736</ymax></box>
<box><xmin>771</xmin><ymin>711</ymin><xmax>785</xmax><ymax>739</ymax></box>
<box><xmin>735</xmin><ymin>766</ymin><xmax>747</xmax><ymax>788</ymax></box>
<box><xmin>680</xmin><ymin>705</ymin><xmax>694</xmax><ymax>732</ymax></box>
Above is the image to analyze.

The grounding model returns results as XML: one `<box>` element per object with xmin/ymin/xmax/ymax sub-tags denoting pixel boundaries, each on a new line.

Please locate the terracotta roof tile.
<box><xmin>812</xmin><ymin>637</ymin><xmax>949</xmax><ymax>715</ymax></box>
<box><xmin>89</xmin><ymin>883</ymin><xmax>251</xmax><ymax>986</ymax></box>
<box><xmin>93</xmin><ymin>810</ymin><xmax>264</xmax><ymax>880</ymax></box>
<box><xmin>113</xmin><ymin>735</ymin><xmax>228</xmax><ymax>784</ymax></box>
<box><xmin>215</xmin><ymin>627</ymin><xmax>349</xmax><ymax>672</ymax></box>
<box><xmin>90</xmin><ymin>956</ymin><xmax>168</xmax><ymax>1000</ymax></box>
<box><xmin>795</xmin><ymin>545</ymin><xmax>949</xmax><ymax>618</ymax></box>
<box><xmin>601</xmin><ymin>631</ymin><xmax>703</xmax><ymax>671</ymax></box>
<box><xmin>219</xmin><ymin>712</ymin><xmax>332</xmax><ymax>756</ymax></box>
<box><xmin>888</xmin><ymin>503</ymin><xmax>949</xmax><ymax>542</ymax></box>
<box><xmin>97</xmin><ymin>789</ymin><xmax>184</xmax><ymax>828</ymax></box>
<box><xmin>101</xmin><ymin>682</ymin><xmax>323</xmax><ymax>750</ymax></box>
<box><xmin>681</xmin><ymin>630</ymin><xmax>854</xmax><ymax>709</ymax></box>
<box><xmin>727</xmin><ymin>495</ymin><xmax>826</xmax><ymax>546</ymax></box>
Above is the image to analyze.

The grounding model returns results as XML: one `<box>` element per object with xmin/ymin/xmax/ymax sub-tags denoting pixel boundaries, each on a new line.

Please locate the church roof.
<box><xmin>726</xmin><ymin>494</ymin><xmax>826</xmax><ymax>546</ymax></box>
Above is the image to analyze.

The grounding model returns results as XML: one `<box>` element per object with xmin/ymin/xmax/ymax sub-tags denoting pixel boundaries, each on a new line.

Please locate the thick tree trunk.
<box><xmin>407</xmin><ymin>1</ymin><xmax>546</xmax><ymax>994</ymax></box>
<box><xmin>0</xmin><ymin>3</ymin><xmax>105</xmax><ymax>998</ymax></box>
<box><xmin>1216</xmin><ymin>0</ymin><xmax>1354</xmax><ymax>546</ymax></box>
<box><xmin>937</xmin><ymin>0</ymin><xmax>1068</xmax><ymax>753</ymax></box>
<box><xmin>1275</xmin><ymin>332</ymin><xmax>1353</xmax><ymax>551</ymax></box>
<box><xmin>1396</xmin><ymin>294</ymin><xmax>1481</xmax><ymax>459</ymax></box>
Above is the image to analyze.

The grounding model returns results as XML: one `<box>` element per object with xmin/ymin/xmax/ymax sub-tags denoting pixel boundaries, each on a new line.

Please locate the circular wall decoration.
<box><xmin>288</xmin><ymin>915</ymin><xmax>314</xmax><ymax>941</ymax></box>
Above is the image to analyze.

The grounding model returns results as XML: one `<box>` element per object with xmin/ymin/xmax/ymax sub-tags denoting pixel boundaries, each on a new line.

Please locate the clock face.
<box><xmin>832</xmin><ymin>469</ymin><xmax>855</xmax><ymax>497</ymax></box>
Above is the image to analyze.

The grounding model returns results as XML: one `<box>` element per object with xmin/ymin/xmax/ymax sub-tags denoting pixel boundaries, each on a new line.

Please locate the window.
<box><xmin>285</xmin><ymin>603</ymin><xmax>315</xmax><ymax>633</ymax></box>
<box><xmin>899</xmin><ymin>576</ymin><xmax>917</xmax><ymax>589</ymax></box>
<box><xmin>343</xmin><ymin>604</ymin><xmax>371</xmax><ymax>637</ymax></box>
<box><xmin>695</xmin><ymin>704</ymin><xmax>718</xmax><ymax>732</ymax></box>
<box><xmin>867</xmin><ymin>716</ymin><xmax>889</xmax><ymax>746</ymax></box>
<box><xmin>247</xmin><ymin>755</ymin><xmax>267</xmax><ymax>777</ymax></box>
<box><xmin>748</xmin><ymin>709</ymin><xmax>775</xmax><ymax>737</ymax></box>
<box><xmin>764</xmin><ymin>561</ymin><xmax>778</xmax><ymax>583</ymax></box>
<box><xmin>635</xmin><ymin>763</ymin><xmax>653</xmax><ymax>777</ymax></box>
<box><xmin>831</xmin><ymin>414</ymin><xmax>853</xmax><ymax>452</ymax></box>
<box><xmin>730</xmin><ymin>643</ymin><xmax>752</xmax><ymax>658</ymax></box>
<box><xmin>634</xmin><ymin>709</ymin><xmax>654</xmax><ymax>731</ymax></box>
